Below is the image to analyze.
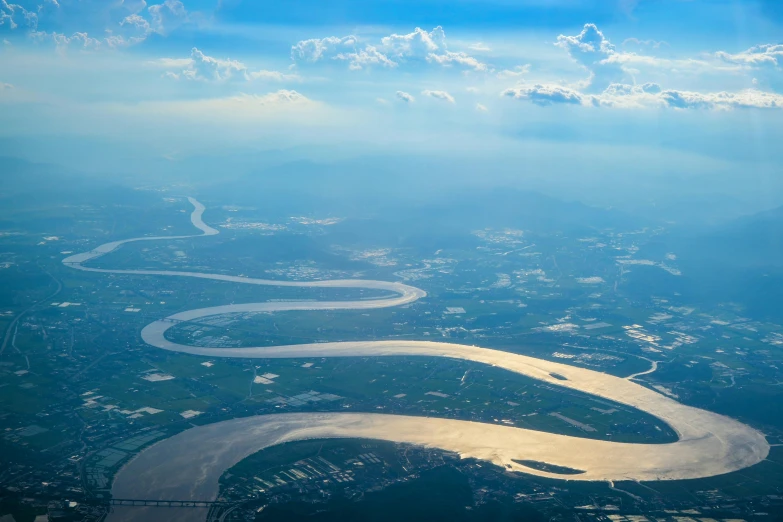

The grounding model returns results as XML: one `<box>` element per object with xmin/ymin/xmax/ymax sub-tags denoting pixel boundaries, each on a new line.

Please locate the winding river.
<box><xmin>63</xmin><ymin>198</ymin><xmax>769</xmax><ymax>522</ymax></box>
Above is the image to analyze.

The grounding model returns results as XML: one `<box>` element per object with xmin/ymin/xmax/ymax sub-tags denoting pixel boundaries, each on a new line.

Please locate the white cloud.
<box><xmin>0</xmin><ymin>81</ymin><xmax>12</xmax><ymax>89</ymax></box>
<box><xmin>503</xmin><ymin>83</ymin><xmax>585</xmax><ymax>106</ymax></box>
<box><xmin>148</xmin><ymin>0</ymin><xmax>186</xmax><ymax>34</ymax></box>
<box><xmin>597</xmin><ymin>84</ymin><xmax>783</xmax><ymax>110</ymax></box>
<box><xmin>144</xmin><ymin>58</ymin><xmax>193</xmax><ymax>69</ymax></box>
<box><xmin>426</xmin><ymin>50</ymin><xmax>486</xmax><ymax>71</ymax></box>
<box><xmin>291</xmin><ymin>26</ymin><xmax>485</xmax><ymax>72</ymax></box>
<box><xmin>246</xmin><ymin>69</ymin><xmax>301</xmax><ymax>81</ymax></box>
<box><xmin>20</xmin><ymin>2</ymin><xmax>154</xmax><ymax>49</ymax></box>
<box><xmin>148</xmin><ymin>57</ymin><xmax>192</xmax><ymax>68</ymax></box>
<box><xmin>593</xmin><ymin>82</ymin><xmax>664</xmax><ymax>108</ymax></box>
<box><xmin>101</xmin><ymin>89</ymin><xmax>331</xmax><ymax>133</ymax></box>
<box><xmin>103</xmin><ymin>14</ymin><xmax>152</xmax><ymax>47</ymax></box>
<box><xmin>163</xmin><ymin>90</ymin><xmax>314</xmax><ymax>110</ymax></box>
<box><xmin>556</xmin><ymin>23</ymin><xmax>615</xmax><ymax>61</ymax></box>
<box><xmin>657</xmin><ymin>89</ymin><xmax>783</xmax><ymax>110</ymax></box>
<box><xmin>503</xmin><ymin>81</ymin><xmax>783</xmax><ymax>111</ymax></box>
<box><xmin>715</xmin><ymin>44</ymin><xmax>783</xmax><ymax>68</ymax></box>
<box><xmin>381</xmin><ymin>27</ymin><xmax>486</xmax><ymax>71</ymax></box>
<box><xmin>160</xmin><ymin>48</ymin><xmax>300</xmax><ymax>83</ymax></box>
<box><xmin>58</xmin><ymin>31</ymin><xmax>101</xmax><ymax>49</ymax></box>
<box><xmin>600</xmin><ymin>52</ymin><xmax>738</xmax><ymax>74</ymax></box>
<box><xmin>234</xmin><ymin>90</ymin><xmax>310</xmax><ymax>106</ymax></box>
<box><xmin>496</xmin><ymin>64</ymin><xmax>530</xmax><ymax>80</ymax></box>
<box><xmin>118</xmin><ymin>0</ymin><xmax>147</xmax><ymax>13</ymax></box>
<box><xmin>291</xmin><ymin>35</ymin><xmax>356</xmax><ymax>63</ymax></box>
<box><xmin>396</xmin><ymin>90</ymin><xmax>414</xmax><ymax>103</ymax></box>
<box><xmin>3</xmin><ymin>0</ymin><xmax>191</xmax><ymax>50</ymax></box>
<box><xmin>185</xmin><ymin>47</ymin><xmax>246</xmax><ymax>81</ymax></box>
<box><xmin>555</xmin><ymin>23</ymin><xmax>625</xmax><ymax>90</ymax></box>
<box><xmin>30</xmin><ymin>30</ymin><xmax>102</xmax><ymax>49</ymax></box>
<box><xmin>422</xmin><ymin>89</ymin><xmax>455</xmax><ymax>103</ymax></box>
<box><xmin>593</xmin><ymin>83</ymin><xmax>783</xmax><ymax>111</ymax></box>
<box><xmin>555</xmin><ymin>23</ymin><xmax>755</xmax><ymax>90</ymax></box>
<box><xmin>335</xmin><ymin>44</ymin><xmax>397</xmax><ymax>70</ymax></box>
<box><xmin>0</xmin><ymin>0</ymin><xmax>38</xmax><ymax>30</ymax></box>
<box><xmin>468</xmin><ymin>42</ymin><xmax>491</xmax><ymax>52</ymax></box>
<box><xmin>466</xmin><ymin>86</ymin><xmax>479</xmax><ymax>93</ymax></box>
<box><xmin>622</xmin><ymin>38</ymin><xmax>668</xmax><ymax>49</ymax></box>
<box><xmin>32</xmin><ymin>26</ymin><xmax>152</xmax><ymax>50</ymax></box>
<box><xmin>475</xmin><ymin>103</ymin><xmax>488</xmax><ymax>112</ymax></box>
<box><xmin>381</xmin><ymin>26</ymin><xmax>445</xmax><ymax>57</ymax></box>
<box><xmin>121</xmin><ymin>13</ymin><xmax>150</xmax><ymax>32</ymax></box>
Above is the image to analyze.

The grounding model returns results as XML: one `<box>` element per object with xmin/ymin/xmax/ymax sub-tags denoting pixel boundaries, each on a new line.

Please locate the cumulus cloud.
<box><xmin>554</xmin><ymin>23</ymin><xmax>754</xmax><ymax>90</ymax></box>
<box><xmin>101</xmin><ymin>13</ymin><xmax>152</xmax><ymax>47</ymax></box>
<box><xmin>396</xmin><ymin>90</ymin><xmax>414</xmax><ymax>103</ymax></box>
<box><xmin>0</xmin><ymin>81</ymin><xmax>12</xmax><ymax>89</ymax></box>
<box><xmin>291</xmin><ymin>26</ymin><xmax>486</xmax><ymax>72</ymax></box>
<box><xmin>555</xmin><ymin>23</ymin><xmax>625</xmax><ymax>90</ymax></box>
<box><xmin>593</xmin><ymin>82</ymin><xmax>665</xmax><ymax>108</ymax></box>
<box><xmin>147</xmin><ymin>0</ymin><xmax>186</xmax><ymax>34</ymax></box>
<box><xmin>335</xmin><ymin>44</ymin><xmax>397</xmax><ymax>70</ymax></box>
<box><xmin>715</xmin><ymin>44</ymin><xmax>783</xmax><ymax>68</ymax></box>
<box><xmin>291</xmin><ymin>35</ymin><xmax>357</xmax><ymax>63</ymax></box>
<box><xmin>159</xmin><ymin>48</ymin><xmax>299</xmax><ymax>82</ymax></box>
<box><xmin>381</xmin><ymin>26</ymin><xmax>445</xmax><ymax>57</ymax></box>
<box><xmin>421</xmin><ymin>89</ymin><xmax>455</xmax><ymax>103</ymax></box>
<box><xmin>503</xmin><ymin>81</ymin><xmax>783</xmax><ymax>110</ymax></box>
<box><xmin>73</xmin><ymin>0</ymin><xmax>184</xmax><ymax>47</ymax></box>
<box><xmin>426</xmin><ymin>50</ymin><xmax>487</xmax><ymax>71</ymax></box>
<box><xmin>556</xmin><ymin>23</ymin><xmax>615</xmax><ymax>63</ymax></box>
<box><xmin>382</xmin><ymin>27</ymin><xmax>486</xmax><ymax>71</ymax></box>
<box><xmin>120</xmin><ymin>13</ymin><xmax>150</xmax><ymax>32</ymax></box>
<box><xmin>32</xmin><ymin>26</ymin><xmax>150</xmax><ymax>50</ymax></box>
<box><xmin>475</xmin><ymin>103</ymin><xmax>488</xmax><ymax>112</ymax></box>
<box><xmin>600</xmin><ymin>52</ymin><xmax>737</xmax><ymax>74</ymax></box>
<box><xmin>30</xmin><ymin>30</ymin><xmax>101</xmax><ymax>49</ymax></box>
<box><xmin>657</xmin><ymin>89</ymin><xmax>783</xmax><ymax>110</ymax></box>
<box><xmin>236</xmin><ymin>90</ymin><xmax>311</xmax><ymax>106</ymax></box>
<box><xmin>503</xmin><ymin>84</ymin><xmax>585</xmax><ymax>106</ymax></box>
<box><xmin>118</xmin><ymin>0</ymin><xmax>147</xmax><ymax>13</ymax></box>
<box><xmin>1</xmin><ymin>0</ymin><xmax>38</xmax><ymax>31</ymax></box>
<box><xmin>597</xmin><ymin>83</ymin><xmax>783</xmax><ymax>110</ymax></box>
<box><xmin>19</xmin><ymin>0</ymin><xmax>160</xmax><ymax>49</ymax></box>
<box><xmin>3</xmin><ymin>0</ymin><xmax>196</xmax><ymax>51</ymax></box>
<box><xmin>183</xmin><ymin>47</ymin><xmax>246</xmax><ymax>81</ymax></box>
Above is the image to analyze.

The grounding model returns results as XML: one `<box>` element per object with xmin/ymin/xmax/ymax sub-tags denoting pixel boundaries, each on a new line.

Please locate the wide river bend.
<box><xmin>62</xmin><ymin>198</ymin><xmax>769</xmax><ymax>522</ymax></box>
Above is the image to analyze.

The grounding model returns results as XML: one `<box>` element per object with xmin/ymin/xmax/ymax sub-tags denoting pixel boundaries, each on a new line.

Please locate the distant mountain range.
<box><xmin>204</xmin><ymin>159</ymin><xmax>650</xmax><ymax>233</ymax></box>
<box><xmin>642</xmin><ymin>206</ymin><xmax>783</xmax><ymax>321</ymax></box>
<box><xmin>0</xmin><ymin>156</ymin><xmax>150</xmax><ymax>207</ymax></box>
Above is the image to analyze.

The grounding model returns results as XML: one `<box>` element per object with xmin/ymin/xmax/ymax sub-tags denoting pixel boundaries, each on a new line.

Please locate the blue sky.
<box><xmin>1</xmin><ymin>0</ymin><xmax>782</xmax><ymax>203</ymax></box>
